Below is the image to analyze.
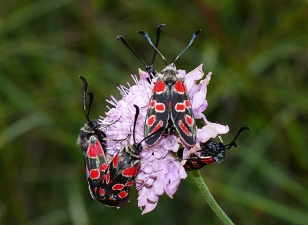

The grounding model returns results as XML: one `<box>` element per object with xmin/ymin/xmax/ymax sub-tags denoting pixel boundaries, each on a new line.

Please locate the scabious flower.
<box><xmin>98</xmin><ymin>64</ymin><xmax>229</xmax><ymax>214</ymax></box>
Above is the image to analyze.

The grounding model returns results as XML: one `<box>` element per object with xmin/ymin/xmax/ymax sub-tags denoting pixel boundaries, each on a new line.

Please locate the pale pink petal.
<box><xmin>185</xmin><ymin>64</ymin><xmax>204</xmax><ymax>93</ymax></box>
<box><xmin>138</xmin><ymin>68</ymin><xmax>150</xmax><ymax>80</ymax></box>
<box><xmin>197</xmin><ymin>119</ymin><xmax>230</xmax><ymax>142</ymax></box>
<box><xmin>178</xmin><ymin>69</ymin><xmax>186</xmax><ymax>78</ymax></box>
<box><xmin>141</xmin><ymin>201</ymin><xmax>158</xmax><ymax>215</ymax></box>
<box><xmin>165</xmin><ymin>179</ymin><xmax>180</xmax><ymax>198</ymax></box>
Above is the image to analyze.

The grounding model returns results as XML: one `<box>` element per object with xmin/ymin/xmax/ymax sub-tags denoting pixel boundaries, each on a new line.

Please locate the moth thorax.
<box><xmin>161</xmin><ymin>63</ymin><xmax>176</xmax><ymax>73</ymax></box>
<box><xmin>80</xmin><ymin>122</ymin><xmax>96</xmax><ymax>134</ymax></box>
<box><xmin>161</xmin><ymin>66</ymin><xmax>180</xmax><ymax>84</ymax></box>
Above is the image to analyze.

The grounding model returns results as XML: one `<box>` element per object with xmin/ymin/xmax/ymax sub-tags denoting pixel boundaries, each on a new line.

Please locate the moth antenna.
<box><xmin>79</xmin><ymin>76</ymin><xmax>93</xmax><ymax>123</ymax></box>
<box><xmin>224</xmin><ymin>126</ymin><xmax>251</xmax><ymax>149</ymax></box>
<box><xmin>107</xmin><ymin>134</ymin><xmax>130</xmax><ymax>142</ymax></box>
<box><xmin>132</xmin><ymin>105</ymin><xmax>140</xmax><ymax>144</ymax></box>
<box><xmin>87</xmin><ymin>92</ymin><xmax>94</xmax><ymax>120</ymax></box>
<box><xmin>173</xmin><ymin>29</ymin><xmax>201</xmax><ymax>65</ymax></box>
<box><xmin>151</xmin><ymin>24</ymin><xmax>165</xmax><ymax>65</ymax></box>
<box><xmin>137</xmin><ymin>30</ymin><xmax>168</xmax><ymax>66</ymax></box>
<box><xmin>138</xmin><ymin>127</ymin><xmax>165</xmax><ymax>145</ymax></box>
<box><xmin>116</xmin><ymin>35</ymin><xmax>147</xmax><ymax>68</ymax></box>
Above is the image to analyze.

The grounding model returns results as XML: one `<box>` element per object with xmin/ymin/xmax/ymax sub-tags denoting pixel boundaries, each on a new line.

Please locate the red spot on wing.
<box><xmin>149</xmin><ymin>100</ymin><xmax>156</xmax><ymax>108</ymax></box>
<box><xmin>134</xmin><ymin>164</ymin><xmax>140</xmax><ymax>175</ymax></box>
<box><xmin>201</xmin><ymin>157</ymin><xmax>214</xmax><ymax>164</ymax></box>
<box><xmin>87</xmin><ymin>144</ymin><xmax>98</xmax><ymax>158</ymax></box>
<box><xmin>154</xmin><ymin>80</ymin><xmax>166</xmax><ymax>94</ymax></box>
<box><xmin>105</xmin><ymin>171</ymin><xmax>110</xmax><ymax>184</ymax></box>
<box><xmin>151</xmin><ymin>120</ymin><xmax>163</xmax><ymax>134</ymax></box>
<box><xmin>122</xmin><ymin>166</ymin><xmax>136</xmax><ymax>177</ymax></box>
<box><xmin>89</xmin><ymin>169</ymin><xmax>100</xmax><ymax>180</ymax></box>
<box><xmin>100</xmin><ymin>163</ymin><xmax>108</xmax><ymax>172</ymax></box>
<box><xmin>155</xmin><ymin>103</ymin><xmax>165</xmax><ymax>112</ymax></box>
<box><xmin>185</xmin><ymin>115</ymin><xmax>194</xmax><ymax>126</ymax></box>
<box><xmin>185</xmin><ymin>100</ymin><xmax>191</xmax><ymax>107</ymax></box>
<box><xmin>99</xmin><ymin>188</ymin><xmax>105</xmax><ymax>196</ymax></box>
<box><xmin>112</xmin><ymin>184</ymin><xmax>125</xmax><ymax>190</ymax></box>
<box><xmin>175</xmin><ymin>103</ymin><xmax>185</xmax><ymax>112</ymax></box>
<box><xmin>113</xmin><ymin>154</ymin><xmax>119</xmax><ymax>167</ymax></box>
<box><xmin>125</xmin><ymin>181</ymin><xmax>134</xmax><ymax>186</ymax></box>
<box><xmin>174</xmin><ymin>81</ymin><xmax>185</xmax><ymax>94</ymax></box>
<box><xmin>87</xmin><ymin>140</ymin><xmax>104</xmax><ymax>158</ymax></box>
<box><xmin>178</xmin><ymin>120</ymin><xmax>191</xmax><ymax>136</ymax></box>
<box><xmin>94</xmin><ymin>142</ymin><xmax>104</xmax><ymax>156</ymax></box>
<box><xmin>118</xmin><ymin>191</ymin><xmax>128</xmax><ymax>199</ymax></box>
<box><xmin>147</xmin><ymin>115</ymin><xmax>156</xmax><ymax>126</ymax></box>
<box><xmin>109</xmin><ymin>196</ymin><xmax>117</xmax><ymax>201</ymax></box>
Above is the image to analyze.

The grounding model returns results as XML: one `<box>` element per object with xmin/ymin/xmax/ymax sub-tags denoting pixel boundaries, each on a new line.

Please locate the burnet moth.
<box><xmin>77</xmin><ymin>76</ymin><xmax>109</xmax><ymax>201</ymax></box>
<box><xmin>137</xmin><ymin>28</ymin><xmax>201</xmax><ymax>147</ymax></box>
<box><xmin>92</xmin><ymin>105</ymin><xmax>164</xmax><ymax>206</ymax></box>
<box><xmin>179</xmin><ymin>127</ymin><xmax>250</xmax><ymax>171</ymax></box>
<box><xmin>77</xmin><ymin>77</ymin><xmax>140</xmax><ymax>206</ymax></box>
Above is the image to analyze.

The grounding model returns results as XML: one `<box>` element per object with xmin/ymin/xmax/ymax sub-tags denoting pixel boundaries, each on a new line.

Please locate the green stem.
<box><xmin>192</xmin><ymin>170</ymin><xmax>234</xmax><ymax>225</ymax></box>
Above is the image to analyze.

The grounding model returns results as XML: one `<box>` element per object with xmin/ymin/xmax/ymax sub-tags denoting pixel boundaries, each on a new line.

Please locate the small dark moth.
<box><xmin>77</xmin><ymin>76</ymin><xmax>109</xmax><ymax>202</ymax></box>
<box><xmin>77</xmin><ymin>76</ymin><xmax>140</xmax><ymax>206</ymax></box>
<box><xmin>179</xmin><ymin>126</ymin><xmax>250</xmax><ymax>171</ymax></box>
<box><xmin>91</xmin><ymin>105</ymin><xmax>163</xmax><ymax>206</ymax></box>
<box><xmin>91</xmin><ymin>105</ymin><xmax>142</xmax><ymax>206</ymax></box>
<box><xmin>137</xmin><ymin>28</ymin><xmax>201</xmax><ymax>147</ymax></box>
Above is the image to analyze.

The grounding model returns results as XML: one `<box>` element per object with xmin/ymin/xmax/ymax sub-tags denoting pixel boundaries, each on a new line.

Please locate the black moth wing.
<box><xmin>94</xmin><ymin>143</ymin><xmax>141</xmax><ymax>206</ymax></box>
<box><xmin>182</xmin><ymin>153</ymin><xmax>215</xmax><ymax>171</ymax></box>
<box><xmin>144</xmin><ymin>79</ymin><xmax>171</xmax><ymax>146</ymax></box>
<box><xmin>81</xmin><ymin>133</ymin><xmax>110</xmax><ymax>200</ymax></box>
<box><xmin>170</xmin><ymin>80</ymin><xmax>196</xmax><ymax>147</ymax></box>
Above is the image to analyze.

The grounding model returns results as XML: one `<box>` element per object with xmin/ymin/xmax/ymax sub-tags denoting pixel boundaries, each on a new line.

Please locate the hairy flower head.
<box><xmin>98</xmin><ymin>64</ymin><xmax>228</xmax><ymax>214</ymax></box>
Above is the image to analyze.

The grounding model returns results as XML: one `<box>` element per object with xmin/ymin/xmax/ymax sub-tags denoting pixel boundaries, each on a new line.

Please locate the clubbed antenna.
<box><xmin>224</xmin><ymin>126</ymin><xmax>251</xmax><ymax>149</ymax></box>
<box><xmin>116</xmin><ymin>35</ymin><xmax>147</xmax><ymax>68</ymax></box>
<box><xmin>117</xmin><ymin>24</ymin><xmax>165</xmax><ymax>78</ymax></box>
<box><xmin>151</xmin><ymin>24</ymin><xmax>165</xmax><ymax>65</ymax></box>
<box><xmin>137</xmin><ymin>30</ymin><xmax>168</xmax><ymax>66</ymax></box>
<box><xmin>173</xmin><ymin>29</ymin><xmax>201</xmax><ymax>64</ymax></box>
<box><xmin>79</xmin><ymin>76</ymin><xmax>94</xmax><ymax>123</ymax></box>
<box><xmin>138</xmin><ymin>28</ymin><xmax>201</xmax><ymax>66</ymax></box>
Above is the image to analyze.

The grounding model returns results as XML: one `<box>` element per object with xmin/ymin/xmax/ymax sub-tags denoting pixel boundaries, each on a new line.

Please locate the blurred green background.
<box><xmin>1</xmin><ymin>0</ymin><xmax>307</xmax><ymax>224</ymax></box>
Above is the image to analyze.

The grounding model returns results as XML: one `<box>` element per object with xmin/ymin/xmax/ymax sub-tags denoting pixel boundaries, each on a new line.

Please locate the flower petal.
<box><xmin>197</xmin><ymin>118</ymin><xmax>229</xmax><ymax>142</ymax></box>
<box><xmin>185</xmin><ymin>64</ymin><xmax>204</xmax><ymax>94</ymax></box>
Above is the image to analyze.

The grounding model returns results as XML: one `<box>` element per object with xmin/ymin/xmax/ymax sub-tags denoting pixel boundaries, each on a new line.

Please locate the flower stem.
<box><xmin>192</xmin><ymin>170</ymin><xmax>234</xmax><ymax>225</ymax></box>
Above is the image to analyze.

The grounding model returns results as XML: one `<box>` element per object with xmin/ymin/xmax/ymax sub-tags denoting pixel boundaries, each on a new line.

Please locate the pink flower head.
<box><xmin>98</xmin><ymin>64</ymin><xmax>228</xmax><ymax>214</ymax></box>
